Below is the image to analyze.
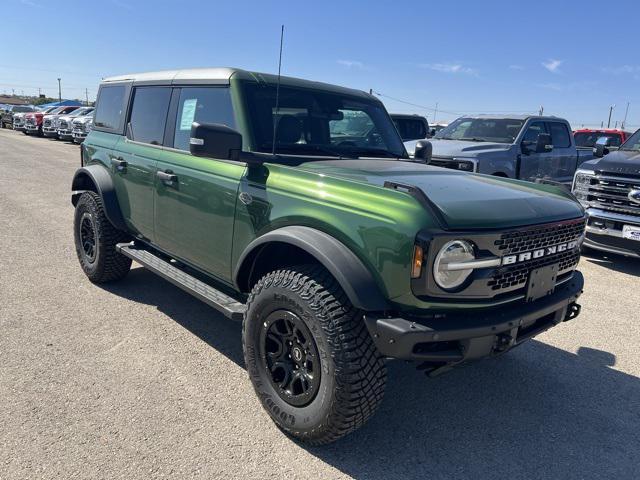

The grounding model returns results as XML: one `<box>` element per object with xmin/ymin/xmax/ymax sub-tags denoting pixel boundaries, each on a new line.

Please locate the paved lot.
<box><xmin>0</xmin><ymin>128</ymin><xmax>639</xmax><ymax>479</ymax></box>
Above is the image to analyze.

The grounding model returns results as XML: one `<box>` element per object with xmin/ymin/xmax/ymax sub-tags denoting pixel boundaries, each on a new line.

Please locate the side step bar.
<box><xmin>116</xmin><ymin>243</ymin><xmax>246</xmax><ymax>321</ymax></box>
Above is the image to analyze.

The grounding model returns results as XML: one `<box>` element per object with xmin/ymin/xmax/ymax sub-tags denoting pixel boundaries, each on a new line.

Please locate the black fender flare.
<box><xmin>233</xmin><ymin>226</ymin><xmax>391</xmax><ymax>312</ymax></box>
<box><xmin>71</xmin><ymin>165</ymin><xmax>127</xmax><ymax>231</ymax></box>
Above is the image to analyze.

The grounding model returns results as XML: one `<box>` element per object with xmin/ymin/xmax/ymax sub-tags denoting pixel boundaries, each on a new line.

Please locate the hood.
<box><xmin>582</xmin><ymin>150</ymin><xmax>640</xmax><ymax>177</ymax></box>
<box><xmin>404</xmin><ymin>138</ymin><xmax>512</xmax><ymax>157</ymax></box>
<box><xmin>294</xmin><ymin>159</ymin><xmax>583</xmax><ymax>230</ymax></box>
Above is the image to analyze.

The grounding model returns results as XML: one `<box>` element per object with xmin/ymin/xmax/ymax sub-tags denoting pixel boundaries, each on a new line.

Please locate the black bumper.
<box><xmin>365</xmin><ymin>271</ymin><xmax>584</xmax><ymax>369</ymax></box>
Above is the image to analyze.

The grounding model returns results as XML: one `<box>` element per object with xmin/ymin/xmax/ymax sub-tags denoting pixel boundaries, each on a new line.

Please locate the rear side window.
<box><xmin>173</xmin><ymin>87</ymin><xmax>235</xmax><ymax>151</ymax></box>
<box><xmin>547</xmin><ymin>122</ymin><xmax>571</xmax><ymax>148</ymax></box>
<box><xmin>393</xmin><ymin>118</ymin><xmax>427</xmax><ymax>141</ymax></box>
<box><xmin>94</xmin><ymin>85</ymin><xmax>126</xmax><ymax>131</ymax></box>
<box><xmin>522</xmin><ymin>121</ymin><xmax>546</xmax><ymax>143</ymax></box>
<box><xmin>128</xmin><ymin>87</ymin><xmax>171</xmax><ymax>145</ymax></box>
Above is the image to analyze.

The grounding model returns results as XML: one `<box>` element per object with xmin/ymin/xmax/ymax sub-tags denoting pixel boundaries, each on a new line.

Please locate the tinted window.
<box><xmin>14</xmin><ymin>106</ymin><xmax>33</xmax><ymax>113</ymax></box>
<box><xmin>129</xmin><ymin>87</ymin><xmax>171</xmax><ymax>145</ymax></box>
<box><xmin>393</xmin><ymin>118</ymin><xmax>428</xmax><ymax>141</ymax></box>
<box><xmin>522</xmin><ymin>121</ymin><xmax>546</xmax><ymax>143</ymax></box>
<box><xmin>547</xmin><ymin>122</ymin><xmax>571</xmax><ymax>147</ymax></box>
<box><xmin>94</xmin><ymin>85</ymin><xmax>126</xmax><ymax>131</ymax></box>
<box><xmin>173</xmin><ymin>87</ymin><xmax>235</xmax><ymax>151</ymax></box>
<box><xmin>574</xmin><ymin>132</ymin><xmax>622</xmax><ymax>147</ymax></box>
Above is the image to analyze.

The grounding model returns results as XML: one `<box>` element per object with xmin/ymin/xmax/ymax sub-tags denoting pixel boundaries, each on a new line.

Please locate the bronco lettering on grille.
<box><xmin>501</xmin><ymin>240</ymin><xmax>578</xmax><ymax>266</ymax></box>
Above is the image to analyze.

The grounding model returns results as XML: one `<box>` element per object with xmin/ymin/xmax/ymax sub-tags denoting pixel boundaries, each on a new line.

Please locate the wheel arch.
<box><xmin>234</xmin><ymin>226</ymin><xmax>390</xmax><ymax>312</ymax></box>
<box><xmin>71</xmin><ymin>165</ymin><xmax>127</xmax><ymax>231</ymax></box>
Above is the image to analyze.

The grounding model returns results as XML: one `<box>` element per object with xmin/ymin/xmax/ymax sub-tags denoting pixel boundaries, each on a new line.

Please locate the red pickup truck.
<box><xmin>573</xmin><ymin>128</ymin><xmax>632</xmax><ymax>148</ymax></box>
<box><xmin>24</xmin><ymin>106</ymin><xmax>61</xmax><ymax>136</ymax></box>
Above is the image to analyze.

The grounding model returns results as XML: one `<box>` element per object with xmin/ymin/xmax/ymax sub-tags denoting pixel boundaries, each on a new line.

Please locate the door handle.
<box><xmin>157</xmin><ymin>170</ymin><xmax>178</xmax><ymax>187</ymax></box>
<box><xmin>111</xmin><ymin>157</ymin><xmax>127</xmax><ymax>172</ymax></box>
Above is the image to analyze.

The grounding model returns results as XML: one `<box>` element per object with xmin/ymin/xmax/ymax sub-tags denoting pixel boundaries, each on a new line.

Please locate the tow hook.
<box><xmin>494</xmin><ymin>332</ymin><xmax>515</xmax><ymax>353</ymax></box>
<box><xmin>564</xmin><ymin>302</ymin><xmax>581</xmax><ymax>322</ymax></box>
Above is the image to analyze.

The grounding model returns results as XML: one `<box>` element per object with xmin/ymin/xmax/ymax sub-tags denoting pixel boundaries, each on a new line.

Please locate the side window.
<box><xmin>547</xmin><ymin>122</ymin><xmax>571</xmax><ymax>148</ymax></box>
<box><xmin>128</xmin><ymin>87</ymin><xmax>171</xmax><ymax>145</ymax></box>
<box><xmin>522</xmin><ymin>121</ymin><xmax>546</xmax><ymax>143</ymax></box>
<box><xmin>94</xmin><ymin>85</ymin><xmax>126</xmax><ymax>131</ymax></box>
<box><xmin>173</xmin><ymin>87</ymin><xmax>235</xmax><ymax>151</ymax></box>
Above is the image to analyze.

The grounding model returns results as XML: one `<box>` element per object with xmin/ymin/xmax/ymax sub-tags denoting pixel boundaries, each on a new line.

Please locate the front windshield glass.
<box><xmin>49</xmin><ymin>107</ymin><xmax>64</xmax><ymax>115</ymax></box>
<box><xmin>574</xmin><ymin>132</ymin><xmax>622</xmax><ymax>148</ymax></box>
<box><xmin>242</xmin><ymin>82</ymin><xmax>406</xmax><ymax>158</ymax></box>
<box><xmin>70</xmin><ymin>107</ymin><xmax>93</xmax><ymax>117</ymax></box>
<box><xmin>435</xmin><ymin>117</ymin><xmax>524</xmax><ymax>143</ymax></box>
<box><xmin>620</xmin><ymin>130</ymin><xmax>640</xmax><ymax>151</ymax></box>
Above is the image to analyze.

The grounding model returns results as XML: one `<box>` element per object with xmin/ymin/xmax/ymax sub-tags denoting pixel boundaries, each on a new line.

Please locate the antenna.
<box><xmin>271</xmin><ymin>25</ymin><xmax>285</xmax><ymax>156</ymax></box>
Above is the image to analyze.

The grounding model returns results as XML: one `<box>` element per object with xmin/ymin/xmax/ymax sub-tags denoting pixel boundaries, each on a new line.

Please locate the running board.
<box><xmin>116</xmin><ymin>243</ymin><xmax>246</xmax><ymax>321</ymax></box>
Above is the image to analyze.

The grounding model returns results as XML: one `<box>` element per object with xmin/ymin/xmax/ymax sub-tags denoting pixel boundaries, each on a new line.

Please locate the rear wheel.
<box><xmin>73</xmin><ymin>191</ymin><xmax>131</xmax><ymax>283</ymax></box>
<box><xmin>243</xmin><ymin>265</ymin><xmax>387</xmax><ymax>445</ymax></box>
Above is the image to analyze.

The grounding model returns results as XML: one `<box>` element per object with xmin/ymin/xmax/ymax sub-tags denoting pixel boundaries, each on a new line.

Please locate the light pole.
<box><xmin>623</xmin><ymin>102</ymin><xmax>630</xmax><ymax>129</ymax></box>
<box><xmin>57</xmin><ymin>78</ymin><xmax>62</xmax><ymax>102</ymax></box>
<box><xmin>607</xmin><ymin>104</ymin><xmax>615</xmax><ymax>128</ymax></box>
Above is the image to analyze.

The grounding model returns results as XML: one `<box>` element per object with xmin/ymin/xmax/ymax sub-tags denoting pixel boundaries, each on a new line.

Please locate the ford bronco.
<box><xmin>71</xmin><ymin>68</ymin><xmax>586</xmax><ymax>444</ymax></box>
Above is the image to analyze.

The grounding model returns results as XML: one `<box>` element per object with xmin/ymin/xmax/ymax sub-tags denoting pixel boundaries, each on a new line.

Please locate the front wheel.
<box><xmin>243</xmin><ymin>265</ymin><xmax>387</xmax><ymax>445</ymax></box>
<box><xmin>73</xmin><ymin>191</ymin><xmax>132</xmax><ymax>283</ymax></box>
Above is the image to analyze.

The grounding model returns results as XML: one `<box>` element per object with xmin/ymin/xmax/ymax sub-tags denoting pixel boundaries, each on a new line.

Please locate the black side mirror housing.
<box><xmin>413</xmin><ymin>140</ymin><xmax>432</xmax><ymax>163</ymax></box>
<box><xmin>535</xmin><ymin>133</ymin><xmax>553</xmax><ymax>153</ymax></box>
<box><xmin>189</xmin><ymin>122</ymin><xmax>242</xmax><ymax>161</ymax></box>
<box><xmin>594</xmin><ymin>136</ymin><xmax>615</xmax><ymax>158</ymax></box>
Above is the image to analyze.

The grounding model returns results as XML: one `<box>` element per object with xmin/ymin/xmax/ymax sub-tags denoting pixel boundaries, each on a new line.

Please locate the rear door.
<box><xmin>112</xmin><ymin>86</ymin><xmax>172</xmax><ymax>242</ymax></box>
<box><xmin>153</xmin><ymin>86</ymin><xmax>245</xmax><ymax>282</ymax></box>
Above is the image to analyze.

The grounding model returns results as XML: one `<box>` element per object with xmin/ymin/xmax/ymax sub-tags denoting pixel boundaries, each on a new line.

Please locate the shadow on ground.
<box><xmin>582</xmin><ymin>248</ymin><xmax>640</xmax><ymax>276</ymax></box>
<box><xmin>102</xmin><ymin>267</ymin><xmax>640</xmax><ymax>479</ymax></box>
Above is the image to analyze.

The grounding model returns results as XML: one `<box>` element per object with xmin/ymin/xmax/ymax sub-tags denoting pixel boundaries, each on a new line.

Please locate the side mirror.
<box><xmin>593</xmin><ymin>136</ymin><xmax>613</xmax><ymax>158</ymax></box>
<box><xmin>190</xmin><ymin>122</ymin><xmax>242</xmax><ymax>161</ymax></box>
<box><xmin>413</xmin><ymin>140</ymin><xmax>432</xmax><ymax>163</ymax></box>
<box><xmin>535</xmin><ymin>133</ymin><xmax>553</xmax><ymax>153</ymax></box>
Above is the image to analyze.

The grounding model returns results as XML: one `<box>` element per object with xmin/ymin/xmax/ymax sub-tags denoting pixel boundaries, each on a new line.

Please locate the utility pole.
<box><xmin>433</xmin><ymin>102</ymin><xmax>438</xmax><ymax>124</ymax></box>
<box><xmin>622</xmin><ymin>101</ymin><xmax>630</xmax><ymax>129</ymax></box>
<box><xmin>369</xmin><ymin>88</ymin><xmax>372</xmax><ymax>95</ymax></box>
<box><xmin>539</xmin><ymin>105</ymin><xmax>544</xmax><ymax>115</ymax></box>
<box><xmin>85</xmin><ymin>88</ymin><xmax>89</xmax><ymax>106</ymax></box>
<box><xmin>38</xmin><ymin>87</ymin><xmax>41</xmax><ymax>97</ymax></box>
<box><xmin>57</xmin><ymin>78</ymin><xmax>62</xmax><ymax>102</ymax></box>
<box><xmin>607</xmin><ymin>104</ymin><xmax>615</xmax><ymax>128</ymax></box>
<box><xmin>615</xmin><ymin>120</ymin><xmax>618</xmax><ymax>128</ymax></box>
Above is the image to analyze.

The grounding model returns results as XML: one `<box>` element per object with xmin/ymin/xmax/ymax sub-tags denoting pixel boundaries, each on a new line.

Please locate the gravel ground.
<box><xmin>0</xmin><ymin>128</ymin><xmax>639</xmax><ymax>480</ymax></box>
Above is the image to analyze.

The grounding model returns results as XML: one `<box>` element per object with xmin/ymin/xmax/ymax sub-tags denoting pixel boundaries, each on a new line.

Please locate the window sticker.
<box><xmin>179</xmin><ymin>98</ymin><xmax>198</xmax><ymax>131</ymax></box>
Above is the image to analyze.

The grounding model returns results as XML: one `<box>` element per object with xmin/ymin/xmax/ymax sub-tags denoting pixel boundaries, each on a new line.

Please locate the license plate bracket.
<box><xmin>526</xmin><ymin>264</ymin><xmax>558</xmax><ymax>302</ymax></box>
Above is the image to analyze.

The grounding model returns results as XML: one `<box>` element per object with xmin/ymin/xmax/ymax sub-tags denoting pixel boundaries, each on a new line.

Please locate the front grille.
<box><xmin>488</xmin><ymin>249</ymin><xmax>580</xmax><ymax>291</ymax></box>
<box><xmin>59</xmin><ymin>120</ymin><xmax>68</xmax><ymax>129</ymax></box>
<box><xmin>26</xmin><ymin>118</ymin><xmax>35</xmax><ymax>125</ymax></box>
<box><xmin>489</xmin><ymin>218</ymin><xmax>585</xmax><ymax>292</ymax></box>
<box><xmin>587</xmin><ymin>174</ymin><xmax>640</xmax><ymax>216</ymax></box>
<box><xmin>494</xmin><ymin>218</ymin><xmax>586</xmax><ymax>255</ymax></box>
<box><xmin>44</xmin><ymin>119</ymin><xmax>51</xmax><ymax>127</ymax></box>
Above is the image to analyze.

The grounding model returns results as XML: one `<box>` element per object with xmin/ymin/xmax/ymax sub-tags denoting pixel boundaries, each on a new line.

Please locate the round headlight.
<box><xmin>433</xmin><ymin>240</ymin><xmax>475</xmax><ymax>290</ymax></box>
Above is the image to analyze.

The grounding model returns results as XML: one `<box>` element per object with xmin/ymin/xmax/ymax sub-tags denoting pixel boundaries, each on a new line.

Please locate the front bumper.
<box><xmin>24</xmin><ymin>124</ymin><xmax>40</xmax><ymax>133</ymax></box>
<box><xmin>13</xmin><ymin>123</ymin><xmax>25</xmax><ymax>131</ymax></box>
<box><xmin>365</xmin><ymin>271</ymin><xmax>583</xmax><ymax>372</ymax></box>
<box><xmin>584</xmin><ymin>208</ymin><xmax>640</xmax><ymax>258</ymax></box>
<box><xmin>72</xmin><ymin>131</ymin><xmax>87</xmax><ymax>143</ymax></box>
<box><xmin>58</xmin><ymin>129</ymin><xmax>73</xmax><ymax>139</ymax></box>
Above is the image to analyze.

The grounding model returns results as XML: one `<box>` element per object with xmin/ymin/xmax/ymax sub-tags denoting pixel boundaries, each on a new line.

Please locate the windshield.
<box><xmin>70</xmin><ymin>107</ymin><xmax>93</xmax><ymax>117</ymax></box>
<box><xmin>242</xmin><ymin>82</ymin><xmax>406</xmax><ymax>158</ymax></box>
<box><xmin>14</xmin><ymin>106</ymin><xmax>33</xmax><ymax>113</ymax></box>
<box><xmin>48</xmin><ymin>107</ymin><xmax>65</xmax><ymax>115</ymax></box>
<box><xmin>435</xmin><ymin>117</ymin><xmax>524</xmax><ymax>143</ymax></box>
<box><xmin>620</xmin><ymin>130</ymin><xmax>640</xmax><ymax>151</ymax></box>
<box><xmin>574</xmin><ymin>131</ymin><xmax>622</xmax><ymax>148</ymax></box>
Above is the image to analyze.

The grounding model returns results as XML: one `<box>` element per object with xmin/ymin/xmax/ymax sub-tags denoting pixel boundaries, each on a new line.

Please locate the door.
<box><xmin>518</xmin><ymin>121</ymin><xmax>554</xmax><ymax>181</ymax></box>
<box><xmin>111</xmin><ymin>86</ymin><xmax>172</xmax><ymax>241</ymax></box>
<box><xmin>153</xmin><ymin>86</ymin><xmax>245</xmax><ymax>282</ymax></box>
<box><xmin>546</xmin><ymin>121</ymin><xmax>576</xmax><ymax>184</ymax></box>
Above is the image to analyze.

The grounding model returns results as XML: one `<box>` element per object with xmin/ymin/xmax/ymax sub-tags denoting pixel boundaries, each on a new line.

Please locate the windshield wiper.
<box><xmin>271</xmin><ymin>144</ymin><xmax>360</xmax><ymax>159</ymax></box>
<box><xmin>345</xmin><ymin>147</ymin><xmax>400</xmax><ymax>158</ymax></box>
<box><xmin>459</xmin><ymin>137</ymin><xmax>486</xmax><ymax>142</ymax></box>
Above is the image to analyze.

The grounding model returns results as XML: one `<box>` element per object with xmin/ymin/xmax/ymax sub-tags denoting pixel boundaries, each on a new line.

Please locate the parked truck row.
<box><xmin>0</xmin><ymin>103</ymin><xmax>94</xmax><ymax>143</ymax></box>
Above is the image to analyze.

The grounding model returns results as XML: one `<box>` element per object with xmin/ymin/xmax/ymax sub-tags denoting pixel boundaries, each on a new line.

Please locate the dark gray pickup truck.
<box><xmin>405</xmin><ymin>115</ymin><xmax>594</xmax><ymax>186</ymax></box>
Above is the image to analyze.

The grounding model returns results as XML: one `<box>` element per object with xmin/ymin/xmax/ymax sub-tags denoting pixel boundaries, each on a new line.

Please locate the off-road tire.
<box><xmin>73</xmin><ymin>191</ymin><xmax>131</xmax><ymax>283</ymax></box>
<box><xmin>243</xmin><ymin>265</ymin><xmax>387</xmax><ymax>445</ymax></box>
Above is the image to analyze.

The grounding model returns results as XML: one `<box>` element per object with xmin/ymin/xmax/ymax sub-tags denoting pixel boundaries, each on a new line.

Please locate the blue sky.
<box><xmin>3</xmin><ymin>0</ymin><xmax>640</xmax><ymax>128</ymax></box>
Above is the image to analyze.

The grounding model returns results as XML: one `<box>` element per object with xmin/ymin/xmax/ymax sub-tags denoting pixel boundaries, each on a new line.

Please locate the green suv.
<box><xmin>71</xmin><ymin>68</ymin><xmax>586</xmax><ymax>444</ymax></box>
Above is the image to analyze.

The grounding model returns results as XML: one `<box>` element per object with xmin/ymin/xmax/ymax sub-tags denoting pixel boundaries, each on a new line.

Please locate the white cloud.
<box><xmin>419</xmin><ymin>63</ymin><xmax>477</xmax><ymax>75</ymax></box>
<box><xmin>509</xmin><ymin>64</ymin><xmax>524</xmax><ymax>70</ymax></box>
<box><xmin>602</xmin><ymin>65</ymin><xmax>640</xmax><ymax>75</ymax></box>
<box><xmin>542</xmin><ymin>59</ymin><xmax>563</xmax><ymax>73</ymax></box>
<box><xmin>337</xmin><ymin>60</ymin><xmax>365</xmax><ymax>69</ymax></box>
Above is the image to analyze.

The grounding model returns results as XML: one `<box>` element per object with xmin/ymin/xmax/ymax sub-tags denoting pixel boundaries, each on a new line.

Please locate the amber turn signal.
<box><xmin>411</xmin><ymin>245</ymin><xmax>424</xmax><ymax>278</ymax></box>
